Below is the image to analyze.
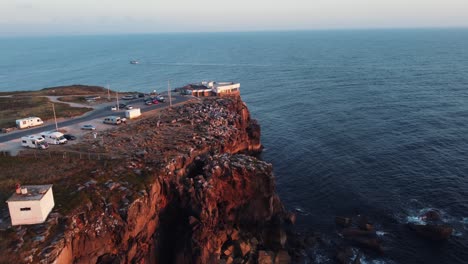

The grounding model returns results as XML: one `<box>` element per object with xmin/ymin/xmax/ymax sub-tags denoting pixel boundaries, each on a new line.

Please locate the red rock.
<box><xmin>258</xmin><ymin>251</ymin><xmax>274</xmax><ymax>264</ymax></box>
<box><xmin>274</xmin><ymin>250</ymin><xmax>291</xmax><ymax>264</ymax></box>
<box><xmin>239</xmin><ymin>241</ymin><xmax>251</xmax><ymax>256</ymax></box>
<box><xmin>24</xmin><ymin>98</ymin><xmax>285</xmax><ymax>264</ymax></box>
<box><xmin>285</xmin><ymin>212</ymin><xmax>296</xmax><ymax>225</ymax></box>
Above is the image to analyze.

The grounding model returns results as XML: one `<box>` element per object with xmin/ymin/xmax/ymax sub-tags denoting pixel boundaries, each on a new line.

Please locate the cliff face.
<box><xmin>47</xmin><ymin>97</ymin><xmax>292</xmax><ymax>263</ymax></box>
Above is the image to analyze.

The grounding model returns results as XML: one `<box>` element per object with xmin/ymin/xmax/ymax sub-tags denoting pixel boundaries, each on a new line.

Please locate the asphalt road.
<box><xmin>0</xmin><ymin>94</ymin><xmax>193</xmax><ymax>143</ymax></box>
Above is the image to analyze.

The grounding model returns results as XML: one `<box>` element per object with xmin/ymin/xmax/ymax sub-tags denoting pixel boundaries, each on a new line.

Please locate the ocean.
<box><xmin>1</xmin><ymin>29</ymin><xmax>468</xmax><ymax>263</ymax></box>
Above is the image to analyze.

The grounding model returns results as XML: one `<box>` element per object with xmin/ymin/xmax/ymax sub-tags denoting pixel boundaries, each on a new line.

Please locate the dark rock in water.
<box><xmin>341</xmin><ymin>228</ymin><xmax>376</xmax><ymax>237</ymax></box>
<box><xmin>421</xmin><ymin>210</ymin><xmax>441</xmax><ymax>222</ymax></box>
<box><xmin>336</xmin><ymin>216</ymin><xmax>352</xmax><ymax>227</ymax></box>
<box><xmin>340</xmin><ymin>228</ymin><xmax>382</xmax><ymax>254</ymax></box>
<box><xmin>357</xmin><ymin>216</ymin><xmax>374</xmax><ymax>231</ymax></box>
<box><xmin>348</xmin><ymin>237</ymin><xmax>383</xmax><ymax>254</ymax></box>
<box><xmin>335</xmin><ymin>246</ymin><xmax>353</xmax><ymax>264</ymax></box>
<box><xmin>408</xmin><ymin>223</ymin><xmax>453</xmax><ymax>241</ymax></box>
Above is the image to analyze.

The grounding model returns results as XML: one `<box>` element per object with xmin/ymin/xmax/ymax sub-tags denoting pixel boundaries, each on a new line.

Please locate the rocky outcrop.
<box><xmin>36</xmin><ymin>97</ymin><xmax>293</xmax><ymax>263</ymax></box>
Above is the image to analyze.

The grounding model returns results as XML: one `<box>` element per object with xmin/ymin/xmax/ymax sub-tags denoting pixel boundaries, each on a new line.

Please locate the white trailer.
<box><xmin>21</xmin><ymin>135</ymin><xmax>49</xmax><ymax>149</ymax></box>
<box><xmin>103</xmin><ymin>116</ymin><xmax>122</xmax><ymax>125</ymax></box>
<box><xmin>125</xmin><ymin>108</ymin><xmax>141</xmax><ymax>119</ymax></box>
<box><xmin>16</xmin><ymin>117</ymin><xmax>44</xmax><ymax>129</ymax></box>
<box><xmin>40</xmin><ymin>131</ymin><xmax>67</xmax><ymax>145</ymax></box>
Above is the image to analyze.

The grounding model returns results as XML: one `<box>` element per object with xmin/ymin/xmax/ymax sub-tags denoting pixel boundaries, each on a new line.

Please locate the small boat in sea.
<box><xmin>130</xmin><ymin>60</ymin><xmax>139</xmax><ymax>64</ymax></box>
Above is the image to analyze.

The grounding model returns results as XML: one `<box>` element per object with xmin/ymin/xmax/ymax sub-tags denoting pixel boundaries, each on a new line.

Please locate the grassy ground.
<box><xmin>0</xmin><ymin>154</ymin><xmax>124</xmax><ymax>263</ymax></box>
<box><xmin>0</xmin><ymin>96</ymin><xmax>92</xmax><ymax>129</ymax></box>
<box><xmin>0</xmin><ymin>85</ymin><xmax>113</xmax><ymax>96</ymax></box>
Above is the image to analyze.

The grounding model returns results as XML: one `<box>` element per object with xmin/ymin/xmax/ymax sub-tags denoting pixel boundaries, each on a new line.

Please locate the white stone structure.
<box><xmin>205</xmin><ymin>81</ymin><xmax>240</xmax><ymax>96</ymax></box>
<box><xmin>6</xmin><ymin>185</ymin><xmax>54</xmax><ymax>226</ymax></box>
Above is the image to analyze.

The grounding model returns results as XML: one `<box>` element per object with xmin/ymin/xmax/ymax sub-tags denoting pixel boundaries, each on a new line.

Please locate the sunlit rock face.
<box><xmin>45</xmin><ymin>97</ymin><xmax>294</xmax><ymax>264</ymax></box>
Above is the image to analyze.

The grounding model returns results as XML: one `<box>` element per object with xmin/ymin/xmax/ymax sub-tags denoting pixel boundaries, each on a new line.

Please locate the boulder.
<box><xmin>223</xmin><ymin>245</ymin><xmax>234</xmax><ymax>256</ymax></box>
<box><xmin>421</xmin><ymin>210</ymin><xmax>441</xmax><ymax>222</ymax></box>
<box><xmin>335</xmin><ymin>246</ymin><xmax>353</xmax><ymax>264</ymax></box>
<box><xmin>264</xmin><ymin>227</ymin><xmax>287</xmax><ymax>249</ymax></box>
<box><xmin>257</xmin><ymin>250</ymin><xmax>274</xmax><ymax>264</ymax></box>
<box><xmin>357</xmin><ymin>216</ymin><xmax>373</xmax><ymax>231</ymax></box>
<box><xmin>408</xmin><ymin>224</ymin><xmax>453</xmax><ymax>241</ymax></box>
<box><xmin>335</xmin><ymin>216</ymin><xmax>352</xmax><ymax>227</ymax></box>
<box><xmin>348</xmin><ymin>237</ymin><xmax>383</xmax><ymax>254</ymax></box>
<box><xmin>239</xmin><ymin>241</ymin><xmax>251</xmax><ymax>256</ymax></box>
<box><xmin>274</xmin><ymin>250</ymin><xmax>291</xmax><ymax>264</ymax></box>
<box><xmin>285</xmin><ymin>212</ymin><xmax>297</xmax><ymax>225</ymax></box>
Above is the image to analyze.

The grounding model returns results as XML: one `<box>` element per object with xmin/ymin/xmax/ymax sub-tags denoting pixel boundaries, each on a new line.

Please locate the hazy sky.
<box><xmin>1</xmin><ymin>0</ymin><xmax>468</xmax><ymax>35</ymax></box>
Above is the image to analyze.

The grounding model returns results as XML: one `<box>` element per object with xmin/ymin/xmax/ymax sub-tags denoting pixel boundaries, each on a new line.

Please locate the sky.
<box><xmin>1</xmin><ymin>0</ymin><xmax>468</xmax><ymax>36</ymax></box>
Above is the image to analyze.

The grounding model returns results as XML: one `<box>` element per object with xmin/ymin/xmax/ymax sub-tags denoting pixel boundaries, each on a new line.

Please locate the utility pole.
<box><xmin>107</xmin><ymin>84</ymin><xmax>110</xmax><ymax>101</ymax></box>
<box><xmin>116</xmin><ymin>90</ymin><xmax>119</xmax><ymax>110</ymax></box>
<box><xmin>51</xmin><ymin>103</ymin><xmax>58</xmax><ymax>131</ymax></box>
<box><xmin>168</xmin><ymin>80</ymin><xmax>172</xmax><ymax>107</ymax></box>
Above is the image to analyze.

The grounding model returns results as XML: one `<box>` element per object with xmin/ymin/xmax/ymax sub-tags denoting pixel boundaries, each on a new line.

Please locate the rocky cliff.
<box><xmin>32</xmin><ymin>97</ymin><xmax>296</xmax><ymax>263</ymax></box>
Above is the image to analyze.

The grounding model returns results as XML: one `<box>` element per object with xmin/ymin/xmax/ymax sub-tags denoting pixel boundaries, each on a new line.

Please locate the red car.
<box><xmin>152</xmin><ymin>99</ymin><xmax>159</xmax><ymax>104</ymax></box>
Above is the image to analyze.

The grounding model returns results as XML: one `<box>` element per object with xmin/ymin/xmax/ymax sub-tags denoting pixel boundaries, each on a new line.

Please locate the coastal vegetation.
<box><xmin>0</xmin><ymin>85</ymin><xmax>120</xmax><ymax>129</ymax></box>
<box><xmin>0</xmin><ymin>85</ymin><xmax>111</xmax><ymax>96</ymax></box>
<box><xmin>0</xmin><ymin>96</ymin><xmax>91</xmax><ymax>129</ymax></box>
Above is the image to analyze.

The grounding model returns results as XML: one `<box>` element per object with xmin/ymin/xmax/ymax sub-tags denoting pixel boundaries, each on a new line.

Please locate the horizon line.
<box><xmin>1</xmin><ymin>26</ymin><xmax>468</xmax><ymax>38</ymax></box>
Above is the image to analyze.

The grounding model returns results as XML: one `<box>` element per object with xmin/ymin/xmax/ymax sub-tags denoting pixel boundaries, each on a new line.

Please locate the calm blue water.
<box><xmin>2</xmin><ymin>29</ymin><xmax>468</xmax><ymax>263</ymax></box>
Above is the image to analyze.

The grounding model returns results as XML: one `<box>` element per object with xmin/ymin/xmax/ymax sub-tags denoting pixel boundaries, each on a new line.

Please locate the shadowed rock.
<box><xmin>407</xmin><ymin>223</ymin><xmax>453</xmax><ymax>241</ymax></box>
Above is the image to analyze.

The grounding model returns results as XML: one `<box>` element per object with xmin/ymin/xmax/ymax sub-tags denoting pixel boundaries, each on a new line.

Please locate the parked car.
<box><xmin>152</xmin><ymin>99</ymin><xmax>159</xmax><ymax>104</ymax></box>
<box><xmin>118</xmin><ymin>103</ymin><xmax>127</xmax><ymax>109</ymax></box>
<box><xmin>81</xmin><ymin>124</ymin><xmax>96</xmax><ymax>130</ymax></box>
<box><xmin>156</xmin><ymin>96</ymin><xmax>166</xmax><ymax>102</ymax></box>
<box><xmin>138</xmin><ymin>93</ymin><xmax>145</xmax><ymax>98</ymax></box>
<box><xmin>122</xmin><ymin>95</ymin><xmax>134</xmax><ymax>100</ymax></box>
<box><xmin>63</xmin><ymin>134</ymin><xmax>77</xmax><ymax>140</ymax></box>
<box><xmin>145</xmin><ymin>100</ymin><xmax>153</xmax><ymax>105</ymax></box>
<box><xmin>111</xmin><ymin>106</ymin><xmax>117</xmax><ymax>111</ymax></box>
<box><xmin>125</xmin><ymin>105</ymin><xmax>133</xmax><ymax>110</ymax></box>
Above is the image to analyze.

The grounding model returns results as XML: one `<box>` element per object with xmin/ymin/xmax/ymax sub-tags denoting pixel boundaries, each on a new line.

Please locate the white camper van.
<box><xmin>16</xmin><ymin>117</ymin><xmax>44</xmax><ymax>129</ymax></box>
<box><xmin>21</xmin><ymin>135</ymin><xmax>49</xmax><ymax>150</ymax></box>
<box><xmin>103</xmin><ymin>116</ymin><xmax>121</xmax><ymax>125</ymax></box>
<box><xmin>125</xmin><ymin>108</ymin><xmax>141</xmax><ymax>119</ymax></box>
<box><xmin>41</xmin><ymin>131</ymin><xmax>67</xmax><ymax>145</ymax></box>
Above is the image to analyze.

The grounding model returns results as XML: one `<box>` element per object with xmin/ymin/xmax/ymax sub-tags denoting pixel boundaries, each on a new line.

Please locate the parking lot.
<box><xmin>0</xmin><ymin>93</ymin><xmax>192</xmax><ymax>155</ymax></box>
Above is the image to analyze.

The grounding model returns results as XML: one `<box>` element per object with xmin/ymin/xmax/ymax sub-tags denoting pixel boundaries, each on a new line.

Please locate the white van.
<box><xmin>103</xmin><ymin>116</ymin><xmax>121</xmax><ymax>125</ymax></box>
<box><xmin>41</xmin><ymin>131</ymin><xmax>67</xmax><ymax>145</ymax></box>
<box><xmin>16</xmin><ymin>117</ymin><xmax>44</xmax><ymax>129</ymax></box>
<box><xmin>21</xmin><ymin>135</ymin><xmax>49</xmax><ymax>149</ymax></box>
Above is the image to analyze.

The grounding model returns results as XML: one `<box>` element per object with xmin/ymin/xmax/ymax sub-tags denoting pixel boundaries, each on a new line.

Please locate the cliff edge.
<box><xmin>1</xmin><ymin>97</ymin><xmax>295</xmax><ymax>264</ymax></box>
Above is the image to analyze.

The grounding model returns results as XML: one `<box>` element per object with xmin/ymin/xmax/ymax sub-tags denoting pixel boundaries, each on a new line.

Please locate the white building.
<box><xmin>204</xmin><ymin>81</ymin><xmax>240</xmax><ymax>96</ymax></box>
<box><xmin>6</xmin><ymin>185</ymin><xmax>54</xmax><ymax>226</ymax></box>
<box><xmin>180</xmin><ymin>81</ymin><xmax>241</xmax><ymax>97</ymax></box>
